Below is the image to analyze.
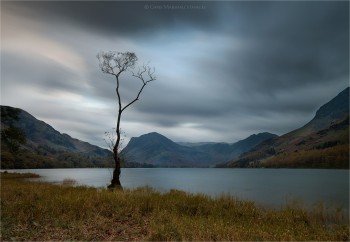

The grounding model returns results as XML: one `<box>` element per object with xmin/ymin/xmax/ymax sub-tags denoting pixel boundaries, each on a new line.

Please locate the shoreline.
<box><xmin>2</xmin><ymin>169</ymin><xmax>349</xmax><ymax>214</ymax></box>
<box><xmin>1</xmin><ymin>172</ymin><xmax>349</xmax><ymax>241</ymax></box>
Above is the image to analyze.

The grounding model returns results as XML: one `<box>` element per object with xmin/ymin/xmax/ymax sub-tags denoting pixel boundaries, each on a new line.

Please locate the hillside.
<box><xmin>1</xmin><ymin>106</ymin><xmax>111</xmax><ymax>156</ymax></box>
<box><xmin>121</xmin><ymin>132</ymin><xmax>210</xmax><ymax>167</ymax></box>
<box><xmin>220</xmin><ymin>87</ymin><xmax>349</xmax><ymax>169</ymax></box>
<box><xmin>1</xmin><ymin>105</ymin><xmax>114</xmax><ymax>168</ymax></box>
<box><xmin>121</xmin><ymin>132</ymin><xmax>277</xmax><ymax>167</ymax></box>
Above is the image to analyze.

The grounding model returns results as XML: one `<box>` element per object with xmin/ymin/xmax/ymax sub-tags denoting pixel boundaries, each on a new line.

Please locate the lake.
<box><xmin>4</xmin><ymin>168</ymin><xmax>349</xmax><ymax>211</ymax></box>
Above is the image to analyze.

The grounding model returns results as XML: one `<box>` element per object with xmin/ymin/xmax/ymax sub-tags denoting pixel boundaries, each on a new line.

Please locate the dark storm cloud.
<box><xmin>198</xmin><ymin>1</ymin><xmax>349</xmax><ymax>91</ymax></box>
<box><xmin>5</xmin><ymin>1</ymin><xmax>348</xmax><ymax>92</ymax></box>
<box><xmin>1</xmin><ymin>1</ymin><xmax>349</xmax><ymax>146</ymax></box>
<box><xmin>3</xmin><ymin>1</ymin><xmax>220</xmax><ymax>37</ymax></box>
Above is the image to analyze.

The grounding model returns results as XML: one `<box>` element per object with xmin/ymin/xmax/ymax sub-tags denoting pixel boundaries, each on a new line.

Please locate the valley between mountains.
<box><xmin>1</xmin><ymin>87</ymin><xmax>349</xmax><ymax>169</ymax></box>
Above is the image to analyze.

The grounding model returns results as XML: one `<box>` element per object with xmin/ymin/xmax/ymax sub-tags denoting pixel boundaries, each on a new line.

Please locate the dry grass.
<box><xmin>261</xmin><ymin>144</ymin><xmax>349</xmax><ymax>168</ymax></box>
<box><xmin>0</xmin><ymin>172</ymin><xmax>40</xmax><ymax>179</ymax></box>
<box><xmin>1</xmin><ymin>173</ymin><xmax>349</xmax><ymax>241</ymax></box>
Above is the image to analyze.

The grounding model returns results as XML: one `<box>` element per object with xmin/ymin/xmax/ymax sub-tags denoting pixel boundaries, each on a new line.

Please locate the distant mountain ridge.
<box><xmin>1</xmin><ymin>105</ymin><xmax>114</xmax><ymax>169</ymax></box>
<box><xmin>121</xmin><ymin>132</ymin><xmax>277</xmax><ymax>167</ymax></box>
<box><xmin>219</xmin><ymin>87</ymin><xmax>349</xmax><ymax>169</ymax></box>
<box><xmin>177</xmin><ymin>142</ymin><xmax>222</xmax><ymax>147</ymax></box>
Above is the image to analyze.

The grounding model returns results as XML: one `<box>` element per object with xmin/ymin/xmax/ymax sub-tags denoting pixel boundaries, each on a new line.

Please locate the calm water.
<box><xmin>4</xmin><ymin>168</ymin><xmax>349</xmax><ymax>210</ymax></box>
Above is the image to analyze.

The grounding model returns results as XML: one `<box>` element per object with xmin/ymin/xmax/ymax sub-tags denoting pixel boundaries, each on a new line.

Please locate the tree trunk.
<box><xmin>108</xmin><ymin>152</ymin><xmax>122</xmax><ymax>189</ymax></box>
<box><xmin>108</xmin><ymin>120</ymin><xmax>123</xmax><ymax>189</ymax></box>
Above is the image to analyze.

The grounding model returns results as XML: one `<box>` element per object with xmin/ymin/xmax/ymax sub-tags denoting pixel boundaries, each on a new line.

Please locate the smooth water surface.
<box><xmin>4</xmin><ymin>168</ymin><xmax>349</xmax><ymax>210</ymax></box>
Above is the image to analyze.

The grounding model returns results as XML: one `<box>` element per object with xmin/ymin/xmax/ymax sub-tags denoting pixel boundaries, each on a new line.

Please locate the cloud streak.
<box><xmin>1</xmin><ymin>1</ymin><xmax>348</xmax><ymax>147</ymax></box>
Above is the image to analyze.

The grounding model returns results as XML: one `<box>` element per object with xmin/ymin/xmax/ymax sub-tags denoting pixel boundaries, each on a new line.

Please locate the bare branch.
<box><xmin>132</xmin><ymin>64</ymin><xmax>156</xmax><ymax>85</ymax></box>
<box><xmin>103</xmin><ymin>131</ymin><xmax>115</xmax><ymax>151</ymax></box>
<box><xmin>122</xmin><ymin>63</ymin><xmax>155</xmax><ymax>112</ymax></box>
<box><xmin>104</xmin><ymin>129</ymin><xmax>125</xmax><ymax>153</ymax></box>
<box><xmin>97</xmin><ymin>51</ymin><xmax>138</xmax><ymax>76</ymax></box>
<box><xmin>121</xmin><ymin>83</ymin><xmax>146</xmax><ymax>112</ymax></box>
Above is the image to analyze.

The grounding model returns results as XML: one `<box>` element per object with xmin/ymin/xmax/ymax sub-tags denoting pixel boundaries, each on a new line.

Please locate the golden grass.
<box><xmin>261</xmin><ymin>144</ymin><xmax>349</xmax><ymax>168</ymax></box>
<box><xmin>1</xmin><ymin>173</ymin><xmax>349</xmax><ymax>241</ymax></box>
<box><xmin>0</xmin><ymin>172</ymin><xmax>40</xmax><ymax>179</ymax></box>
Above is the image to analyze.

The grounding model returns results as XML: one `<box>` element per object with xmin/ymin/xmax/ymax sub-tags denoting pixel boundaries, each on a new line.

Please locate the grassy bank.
<box><xmin>1</xmin><ymin>173</ymin><xmax>349</xmax><ymax>241</ymax></box>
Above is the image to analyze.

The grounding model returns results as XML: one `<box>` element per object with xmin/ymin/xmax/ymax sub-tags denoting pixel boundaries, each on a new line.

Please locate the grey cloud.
<box><xmin>1</xmin><ymin>1</ymin><xmax>348</xmax><ymax>146</ymax></box>
<box><xmin>3</xmin><ymin>1</ymin><xmax>221</xmax><ymax>37</ymax></box>
<box><xmin>199</xmin><ymin>1</ymin><xmax>349</xmax><ymax>92</ymax></box>
<box><xmin>1</xmin><ymin>51</ymin><xmax>85</xmax><ymax>94</ymax></box>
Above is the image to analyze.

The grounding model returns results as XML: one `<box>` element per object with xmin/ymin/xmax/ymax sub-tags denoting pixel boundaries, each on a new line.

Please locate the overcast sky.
<box><xmin>1</xmin><ymin>1</ymin><xmax>349</xmax><ymax>148</ymax></box>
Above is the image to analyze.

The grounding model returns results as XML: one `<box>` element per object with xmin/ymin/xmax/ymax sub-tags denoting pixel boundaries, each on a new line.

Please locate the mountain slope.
<box><xmin>1</xmin><ymin>106</ymin><xmax>111</xmax><ymax>156</ymax></box>
<box><xmin>1</xmin><ymin>105</ymin><xmax>113</xmax><ymax>168</ymax></box>
<box><xmin>191</xmin><ymin>132</ymin><xmax>277</xmax><ymax>162</ymax></box>
<box><xmin>221</xmin><ymin>87</ymin><xmax>349</xmax><ymax>169</ymax></box>
<box><xmin>121</xmin><ymin>132</ymin><xmax>210</xmax><ymax>167</ymax></box>
<box><xmin>121</xmin><ymin>132</ymin><xmax>277</xmax><ymax>167</ymax></box>
<box><xmin>306</xmin><ymin>87</ymin><xmax>349</xmax><ymax>131</ymax></box>
<box><xmin>231</xmin><ymin>132</ymin><xmax>278</xmax><ymax>156</ymax></box>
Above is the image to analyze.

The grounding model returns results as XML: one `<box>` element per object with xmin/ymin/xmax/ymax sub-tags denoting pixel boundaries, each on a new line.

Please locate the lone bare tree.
<box><xmin>97</xmin><ymin>51</ymin><xmax>155</xmax><ymax>188</ymax></box>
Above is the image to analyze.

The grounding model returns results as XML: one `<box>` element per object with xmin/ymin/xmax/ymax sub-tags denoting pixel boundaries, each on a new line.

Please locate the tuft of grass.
<box><xmin>0</xmin><ymin>172</ymin><xmax>40</xmax><ymax>179</ymax></box>
<box><xmin>1</xmin><ymin>173</ymin><xmax>349</xmax><ymax>241</ymax></box>
<box><xmin>61</xmin><ymin>178</ymin><xmax>77</xmax><ymax>187</ymax></box>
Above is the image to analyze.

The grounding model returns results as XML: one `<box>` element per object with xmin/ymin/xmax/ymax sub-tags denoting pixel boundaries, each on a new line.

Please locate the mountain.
<box><xmin>120</xmin><ymin>132</ymin><xmax>209</xmax><ymax>167</ymax></box>
<box><xmin>189</xmin><ymin>132</ymin><xmax>278</xmax><ymax>163</ymax></box>
<box><xmin>230</xmin><ymin>132</ymin><xmax>279</xmax><ymax>156</ymax></box>
<box><xmin>306</xmin><ymin>87</ymin><xmax>349</xmax><ymax>132</ymax></box>
<box><xmin>220</xmin><ymin>87</ymin><xmax>349</xmax><ymax>169</ymax></box>
<box><xmin>1</xmin><ymin>105</ymin><xmax>114</xmax><ymax>169</ymax></box>
<box><xmin>121</xmin><ymin>132</ymin><xmax>277</xmax><ymax>167</ymax></box>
